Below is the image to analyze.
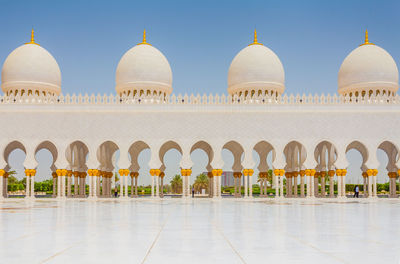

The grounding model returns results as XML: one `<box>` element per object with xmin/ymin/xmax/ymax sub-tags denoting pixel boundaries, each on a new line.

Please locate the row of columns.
<box><xmin>0</xmin><ymin>167</ymin><xmax>396</xmax><ymax>200</ymax></box>
<box><xmin>259</xmin><ymin>172</ymin><xmax>269</xmax><ymax>197</ymax></box>
<box><xmin>207</xmin><ymin>172</ymin><xmax>213</xmax><ymax>197</ymax></box>
<box><xmin>273</xmin><ymin>168</ymin><xmax>382</xmax><ymax>198</ymax></box>
<box><xmin>233</xmin><ymin>172</ymin><xmax>242</xmax><ymax>197</ymax></box>
<box><xmin>0</xmin><ymin>170</ymin><xmax>9</xmax><ymax>198</ymax></box>
<box><xmin>388</xmin><ymin>171</ymin><xmax>398</xmax><ymax>198</ymax></box>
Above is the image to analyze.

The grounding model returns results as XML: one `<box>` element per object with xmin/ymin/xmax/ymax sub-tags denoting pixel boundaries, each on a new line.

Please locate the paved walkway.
<box><xmin>0</xmin><ymin>199</ymin><xmax>399</xmax><ymax>263</ymax></box>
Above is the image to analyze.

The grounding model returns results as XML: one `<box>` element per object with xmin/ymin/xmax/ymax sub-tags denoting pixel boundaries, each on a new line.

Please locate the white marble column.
<box><xmin>306</xmin><ymin>170</ymin><xmax>311</xmax><ymax>197</ymax></box>
<box><xmin>67</xmin><ymin>173</ymin><xmax>72</xmax><ymax>197</ymax></box>
<box><xmin>57</xmin><ymin>173</ymin><xmax>61</xmax><ymax>198</ymax></box>
<box><xmin>74</xmin><ymin>173</ymin><xmax>79</xmax><ymax>197</ymax></box>
<box><xmin>373</xmin><ymin>175</ymin><xmax>377</xmax><ymax>198</ymax></box>
<box><xmin>0</xmin><ymin>170</ymin><xmax>4</xmax><ymax>199</ymax></box>
<box><xmin>125</xmin><ymin>175</ymin><xmax>129</xmax><ymax>197</ymax></box>
<box><xmin>362</xmin><ymin>173</ymin><xmax>368</xmax><ymax>198</ymax></box>
<box><xmin>244</xmin><ymin>175</ymin><xmax>248</xmax><ymax>197</ymax></box>
<box><xmin>249</xmin><ymin>173</ymin><xmax>253</xmax><ymax>198</ymax></box>
<box><xmin>314</xmin><ymin>175</ymin><xmax>319</xmax><ymax>197</ymax></box>
<box><xmin>218</xmin><ymin>174</ymin><xmax>222</xmax><ymax>197</ymax></box>
<box><xmin>120</xmin><ymin>175</ymin><xmax>123</xmax><ymax>197</ymax></box>
<box><xmin>26</xmin><ymin>176</ymin><xmax>30</xmax><ymax>197</ymax></box>
<box><xmin>213</xmin><ymin>173</ymin><xmax>218</xmax><ymax>197</ymax></box>
<box><xmin>342</xmin><ymin>174</ymin><xmax>346</xmax><ymax>198</ymax></box>
<box><xmin>321</xmin><ymin>174</ymin><xmax>326</xmax><ymax>197</ymax></box>
<box><xmin>150</xmin><ymin>169</ymin><xmax>155</xmax><ymax>197</ymax></box>
<box><xmin>368</xmin><ymin>175</ymin><xmax>373</xmax><ymax>198</ymax></box>
<box><xmin>92</xmin><ymin>174</ymin><xmax>97</xmax><ymax>198</ymax></box>
<box><xmin>212</xmin><ymin>169</ymin><xmax>222</xmax><ymax>198</ymax></box>
<box><xmin>31</xmin><ymin>175</ymin><xmax>35</xmax><ymax>197</ymax></box>
<box><xmin>96</xmin><ymin>175</ymin><xmax>100</xmax><ymax>196</ymax></box>
<box><xmin>52</xmin><ymin>173</ymin><xmax>57</xmax><ymax>197</ymax></box>
<box><xmin>61</xmin><ymin>175</ymin><xmax>65</xmax><ymax>197</ymax></box>
<box><xmin>329</xmin><ymin>171</ymin><xmax>335</xmax><ymax>198</ymax></box>
<box><xmin>337</xmin><ymin>175</ymin><xmax>342</xmax><ymax>197</ymax></box>
<box><xmin>310</xmin><ymin>172</ymin><xmax>315</xmax><ymax>198</ymax></box>
<box><xmin>155</xmin><ymin>175</ymin><xmax>159</xmax><ymax>197</ymax></box>
<box><xmin>286</xmin><ymin>174</ymin><xmax>291</xmax><ymax>197</ymax></box>
<box><xmin>3</xmin><ymin>175</ymin><xmax>8</xmax><ymax>198</ymax></box>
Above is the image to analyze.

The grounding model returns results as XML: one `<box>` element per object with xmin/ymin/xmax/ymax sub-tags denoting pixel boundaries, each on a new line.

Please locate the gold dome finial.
<box><xmin>25</xmin><ymin>28</ymin><xmax>39</xmax><ymax>46</ymax></box>
<box><xmin>360</xmin><ymin>29</ymin><xmax>374</xmax><ymax>46</ymax></box>
<box><xmin>249</xmin><ymin>29</ymin><xmax>262</xmax><ymax>46</ymax></box>
<box><xmin>138</xmin><ymin>29</ymin><xmax>151</xmax><ymax>46</ymax></box>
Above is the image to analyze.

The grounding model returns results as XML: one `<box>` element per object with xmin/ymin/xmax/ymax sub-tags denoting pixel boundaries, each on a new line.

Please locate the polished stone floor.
<box><xmin>0</xmin><ymin>198</ymin><xmax>399</xmax><ymax>264</ymax></box>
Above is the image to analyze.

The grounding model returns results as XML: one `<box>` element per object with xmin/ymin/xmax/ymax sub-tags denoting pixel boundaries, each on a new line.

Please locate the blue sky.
<box><xmin>1</xmin><ymin>0</ymin><xmax>398</xmax><ymax>185</ymax></box>
<box><xmin>1</xmin><ymin>0</ymin><xmax>399</xmax><ymax>95</ymax></box>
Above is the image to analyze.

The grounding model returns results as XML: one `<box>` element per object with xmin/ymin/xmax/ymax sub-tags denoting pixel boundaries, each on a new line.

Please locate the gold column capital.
<box><xmin>56</xmin><ymin>169</ymin><xmax>63</xmax><ymax>177</ymax></box>
<box><xmin>119</xmin><ymin>169</ymin><xmax>129</xmax><ymax>176</ymax></box>
<box><xmin>212</xmin><ymin>169</ymin><xmax>222</xmax><ymax>177</ymax></box>
<box><xmin>181</xmin><ymin>169</ymin><xmax>192</xmax><ymax>176</ymax></box>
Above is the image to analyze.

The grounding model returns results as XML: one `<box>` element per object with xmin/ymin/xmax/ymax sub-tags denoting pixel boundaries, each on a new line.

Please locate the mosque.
<box><xmin>0</xmin><ymin>29</ymin><xmax>398</xmax><ymax>200</ymax></box>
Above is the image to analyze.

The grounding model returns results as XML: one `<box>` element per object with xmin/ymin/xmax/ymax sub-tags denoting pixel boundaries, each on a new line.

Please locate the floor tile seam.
<box><xmin>39</xmin><ymin>243</ymin><xmax>79</xmax><ymax>263</ymax></box>
<box><xmin>213</xmin><ymin>222</ymin><xmax>247</xmax><ymax>264</ymax></box>
<box><xmin>140</xmin><ymin>209</ymin><xmax>173</xmax><ymax>264</ymax></box>
<box><xmin>284</xmin><ymin>232</ymin><xmax>350</xmax><ymax>264</ymax></box>
<box><xmin>38</xmin><ymin>231</ymin><xmax>102</xmax><ymax>263</ymax></box>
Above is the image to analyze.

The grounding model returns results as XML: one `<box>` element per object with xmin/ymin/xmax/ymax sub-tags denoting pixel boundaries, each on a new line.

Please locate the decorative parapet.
<box><xmin>0</xmin><ymin>93</ymin><xmax>399</xmax><ymax>105</ymax></box>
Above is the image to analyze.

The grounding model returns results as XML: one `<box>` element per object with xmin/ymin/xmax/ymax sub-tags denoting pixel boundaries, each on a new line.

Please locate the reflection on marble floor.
<box><xmin>0</xmin><ymin>199</ymin><xmax>399</xmax><ymax>264</ymax></box>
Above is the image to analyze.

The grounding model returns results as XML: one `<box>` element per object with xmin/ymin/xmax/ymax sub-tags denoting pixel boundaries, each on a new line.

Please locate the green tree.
<box><xmin>114</xmin><ymin>172</ymin><xmax>119</xmax><ymax>185</ymax></box>
<box><xmin>7</xmin><ymin>173</ymin><xmax>18</xmax><ymax>185</ymax></box>
<box><xmin>193</xmin><ymin>173</ymin><xmax>208</xmax><ymax>193</ymax></box>
<box><xmin>267</xmin><ymin>169</ymin><xmax>273</xmax><ymax>186</ymax></box>
<box><xmin>170</xmin><ymin>174</ymin><xmax>182</xmax><ymax>194</ymax></box>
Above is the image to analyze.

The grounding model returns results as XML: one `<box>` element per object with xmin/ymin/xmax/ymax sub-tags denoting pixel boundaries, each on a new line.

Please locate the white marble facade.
<box><xmin>0</xmin><ymin>29</ymin><xmax>399</xmax><ymax>200</ymax></box>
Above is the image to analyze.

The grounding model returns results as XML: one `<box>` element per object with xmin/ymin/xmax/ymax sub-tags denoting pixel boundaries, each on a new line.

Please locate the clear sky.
<box><xmin>1</xmin><ymin>0</ymin><xmax>399</xmax><ymax>185</ymax></box>
<box><xmin>1</xmin><ymin>0</ymin><xmax>399</xmax><ymax>95</ymax></box>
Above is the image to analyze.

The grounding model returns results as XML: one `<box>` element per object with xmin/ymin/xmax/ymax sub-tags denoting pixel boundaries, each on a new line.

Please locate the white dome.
<box><xmin>2</xmin><ymin>41</ymin><xmax>61</xmax><ymax>96</ymax></box>
<box><xmin>338</xmin><ymin>35</ymin><xmax>398</xmax><ymax>96</ymax></box>
<box><xmin>228</xmin><ymin>33</ymin><xmax>285</xmax><ymax>96</ymax></box>
<box><xmin>116</xmin><ymin>34</ymin><xmax>172</xmax><ymax>96</ymax></box>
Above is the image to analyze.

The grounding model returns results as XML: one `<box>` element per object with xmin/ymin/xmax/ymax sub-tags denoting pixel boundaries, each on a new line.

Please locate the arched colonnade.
<box><xmin>0</xmin><ymin>139</ymin><xmax>398</xmax><ymax>199</ymax></box>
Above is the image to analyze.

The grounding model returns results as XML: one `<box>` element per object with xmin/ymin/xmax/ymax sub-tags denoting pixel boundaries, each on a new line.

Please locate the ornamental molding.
<box><xmin>0</xmin><ymin>93</ymin><xmax>399</xmax><ymax>106</ymax></box>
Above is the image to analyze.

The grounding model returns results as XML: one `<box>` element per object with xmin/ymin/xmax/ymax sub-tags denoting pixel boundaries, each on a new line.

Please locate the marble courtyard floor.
<box><xmin>0</xmin><ymin>198</ymin><xmax>399</xmax><ymax>264</ymax></box>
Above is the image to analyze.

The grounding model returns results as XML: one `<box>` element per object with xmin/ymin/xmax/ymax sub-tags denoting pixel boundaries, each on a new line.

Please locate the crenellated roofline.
<box><xmin>0</xmin><ymin>92</ymin><xmax>399</xmax><ymax>106</ymax></box>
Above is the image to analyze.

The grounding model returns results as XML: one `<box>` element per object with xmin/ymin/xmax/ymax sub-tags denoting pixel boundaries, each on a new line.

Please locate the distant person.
<box><xmin>192</xmin><ymin>187</ymin><xmax>195</xmax><ymax>198</ymax></box>
<box><xmin>353</xmin><ymin>185</ymin><xmax>359</xmax><ymax>198</ymax></box>
<box><xmin>114</xmin><ymin>187</ymin><xmax>118</xmax><ymax>197</ymax></box>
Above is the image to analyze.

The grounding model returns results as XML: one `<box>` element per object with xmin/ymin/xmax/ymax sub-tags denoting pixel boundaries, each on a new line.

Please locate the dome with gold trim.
<box><xmin>1</xmin><ymin>30</ymin><xmax>62</xmax><ymax>96</ymax></box>
<box><xmin>228</xmin><ymin>30</ymin><xmax>285</xmax><ymax>97</ymax></box>
<box><xmin>116</xmin><ymin>30</ymin><xmax>172</xmax><ymax>97</ymax></box>
<box><xmin>338</xmin><ymin>31</ymin><xmax>399</xmax><ymax>97</ymax></box>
